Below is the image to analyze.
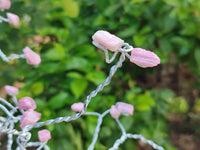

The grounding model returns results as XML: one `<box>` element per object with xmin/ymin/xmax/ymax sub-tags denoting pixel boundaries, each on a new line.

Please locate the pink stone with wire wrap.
<box><xmin>92</xmin><ymin>30</ymin><xmax>124</xmax><ymax>52</ymax></box>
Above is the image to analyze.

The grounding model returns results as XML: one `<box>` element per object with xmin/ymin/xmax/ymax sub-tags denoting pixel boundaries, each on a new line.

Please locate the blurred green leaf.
<box><xmin>70</xmin><ymin>78</ymin><xmax>88</xmax><ymax>98</ymax></box>
<box><xmin>48</xmin><ymin>92</ymin><xmax>69</xmax><ymax>109</ymax></box>
<box><xmin>62</xmin><ymin>0</ymin><xmax>79</xmax><ymax>18</ymax></box>
<box><xmin>134</xmin><ymin>93</ymin><xmax>155</xmax><ymax>111</ymax></box>
<box><xmin>86</xmin><ymin>70</ymin><xmax>106</xmax><ymax>85</ymax></box>
<box><xmin>31</xmin><ymin>82</ymin><xmax>44</xmax><ymax>96</ymax></box>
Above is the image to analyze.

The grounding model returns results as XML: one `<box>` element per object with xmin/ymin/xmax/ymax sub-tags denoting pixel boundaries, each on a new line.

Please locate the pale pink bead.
<box><xmin>115</xmin><ymin>102</ymin><xmax>134</xmax><ymax>115</ymax></box>
<box><xmin>0</xmin><ymin>0</ymin><xmax>11</xmax><ymax>10</ymax></box>
<box><xmin>92</xmin><ymin>30</ymin><xmax>124</xmax><ymax>52</ymax></box>
<box><xmin>4</xmin><ymin>85</ymin><xmax>19</xmax><ymax>95</ymax></box>
<box><xmin>18</xmin><ymin>97</ymin><xmax>36</xmax><ymax>110</ymax></box>
<box><xmin>23</xmin><ymin>47</ymin><xmax>41</xmax><ymax>65</ymax></box>
<box><xmin>6</xmin><ymin>13</ymin><xmax>20</xmax><ymax>26</ymax></box>
<box><xmin>38</xmin><ymin>129</ymin><xmax>51</xmax><ymax>142</ymax></box>
<box><xmin>110</xmin><ymin>105</ymin><xmax>121</xmax><ymax>119</ymax></box>
<box><xmin>130</xmin><ymin>48</ymin><xmax>160</xmax><ymax>68</ymax></box>
<box><xmin>71</xmin><ymin>102</ymin><xmax>84</xmax><ymax>112</ymax></box>
<box><xmin>20</xmin><ymin>110</ymin><xmax>41</xmax><ymax>129</ymax></box>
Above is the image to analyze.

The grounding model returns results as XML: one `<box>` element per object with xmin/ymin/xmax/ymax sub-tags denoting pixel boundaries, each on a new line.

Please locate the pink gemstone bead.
<box><xmin>71</xmin><ymin>102</ymin><xmax>84</xmax><ymax>112</ymax></box>
<box><xmin>110</xmin><ymin>105</ymin><xmax>120</xmax><ymax>119</ymax></box>
<box><xmin>0</xmin><ymin>0</ymin><xmax>11</xmax><ymax>10</ymax></box>
<box><xmin>23</xmin><ymin>47</ymin><xmax>41</xmax><ymax>65</ymax></box>
<box><xmin>130</xmin><ymin>48</ymin><xmax>160</xmax><ymax>68</ymax></box>
<box><xmin>38</xmin><ymin>129</ymin><xmax>51</xmax><ymax>142</ymax></box>
<box><xmin>20</xmin><ymin>110</ymin><xmax>41</xmax><ymax>129</ymax></box>
<box><xmin>4</xmin><ymin>85</ymin><xmax>19</xmax><ymax>95</ymax></box>
<box><xmin>92</xmin><ymin>30</ymin><xmax>124</xmax><ymax>52</ymax></box>
<box><xmin>6</xmin><ymin>13</ymin><xmax>19</xmax><ymax>27</ymax></box>
<box><xmin>18</xmin><ymin>97</ymin><xmax>36</xmax><ymax>110</ymax></box>
<box><xmin>115</xmin><ymin>102</ymin><xmax>134</xmax><ymax>115</ymax></box>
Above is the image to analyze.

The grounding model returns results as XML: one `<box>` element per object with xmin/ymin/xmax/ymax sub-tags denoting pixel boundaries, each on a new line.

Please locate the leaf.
<box><xmin>133</xmin><ymin>34</ymin><xmax>146</xmax><ymax>47</ymax></box>
<box><xmin>48</xmin><ymin>92</ymin><xmax>69</xmax><ymax>109</ymax></box>
<box><xmin>63</xmin><ymin>57</ymin><xmax>91</xmax><ymax>72</ymax></box>
<box><xmin>86</xmin><ymin>70</ymin><xmax>106</xmax><ymax>85</ymax></box>
<box><xmin>134</xmin><ymin>93</ymin><xmax>155</xmax><ymax>111</ymax></box>
<box><xmin>45</xmin><ymin>43</ymin><xmax>66</xmax><ymax>61</ymax></box>
<box><xmin>62</xmin><ymin>0</ymin><xmax>79</xmax><ymax>18</ymax></box>
<box><xmin>70</xmin><ymin>78</ymin><xmax>88</xmax><ymax>98</ymax></box>
<box><xmin>31</xmin><ymin>82</ymin><xmax>44</xmax><ymax>96</ymax></box>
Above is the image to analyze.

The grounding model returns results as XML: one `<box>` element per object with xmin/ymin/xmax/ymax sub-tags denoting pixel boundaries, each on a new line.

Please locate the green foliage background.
<box><xmin>0</xmin><ymin>0</ymin><xmax>200</xmax><ymax>149</ymax></box>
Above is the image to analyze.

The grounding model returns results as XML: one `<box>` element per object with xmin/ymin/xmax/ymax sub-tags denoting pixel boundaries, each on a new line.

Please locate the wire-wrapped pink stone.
<box><xmin>0</xmin><ymin>0</ymin><xmax>11</xmax><ymax>10</ymax></box>
<box><xmin>6</xmin><ymin>13</ymin><xmax>19</xmax><ymax>27</ymax></box>
<box><xmin>110</xmin><ymin>105</ymin><xmax>120</xmax><ymax>119</ymax></box>
<box><xmin>92</xmin><ymin>30</ymin><xmax>124</xmax><ymax>52</ymax></box>
<box><xmin>18</xmin><ymin>97</ymin><xmax>36</xmax><ymax>110</ymax></box>
<box><xmin>20</xmin><ymin>110</ymin><xmax>41</xmax><ymax>129</ymax></box>
<box><xmin>23</xmin><ymin>47</ymin><xmax>41</xmax><ymax>65</ymax></box>
<box><xmin>130</xmin><ymin>48</ymin><xmax>160</xmax><ymax>68</ymax></box>
<box><xmin>115</xmin><ymin>102</ymin><xmax>134</xmax><ymax>115</ymax></box>
<box><xmin>38</xmin><ymin>129</ymin><xmax>51</xmax><ymax>142</ymax></box>
<box><xmin>4</xmin><ymin>85</ymin><xmax>19</xmax><ymax>95</ymax></box>
<box><xmin>71</xmin><ymin>102</ymin><xmax>84</xmax><ymax>112</ymax></box>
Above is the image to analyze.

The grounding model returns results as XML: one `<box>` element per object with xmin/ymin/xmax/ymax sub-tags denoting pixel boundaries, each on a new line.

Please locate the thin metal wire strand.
<box><xmin>23</xmin><ymin>53</ymin><xmax>126</xmax><ymax>132</ymax></box>
<box><xmin>126</xmin><ymin>134</ymin><xmax>164</xmax><ymax>150</ymax></box>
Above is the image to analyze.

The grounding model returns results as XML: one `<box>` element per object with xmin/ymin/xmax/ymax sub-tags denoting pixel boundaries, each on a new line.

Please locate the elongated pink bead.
<box><xmin>6</xmin><ymin>13</ymin><xmax>19</xmax><ymax>26</ymax></box>
<box><xmin>115</xmin><ymin>102</ymin><xmax>134</xmax><ymax>115</ymax></box>
<box><xmin>20</xmin><ymin>110</ymin><xmax>41</xmax><ymax>129</ymax></box>
<box><xmin>23</xmin><ymin>47</ymin><xmax>41</xmax><ymax>65</ymax></box>
<box><xmin>18</xmin><ymin>97</ymin><xmax>36</xmax><ymax>110</ymax></box>
<box><xmin>71</xmin><ymin>102</ymin><xmax>84</xmax><ymax>112</ymax></box>
<box><xmin>110</xmin><ymin>105</ymin><xmax>120</xmax><ymax>119</ymax></box>
<box><xmin>0</xmin><ymin>0</ymin><xmax>11</xmax><ymax>10</ymax></box>
<box><xmin>4</xmin><ymin>85</ymin><xmax>19</xmax><ymax>95</ymax></box>
<box><xmin>92</xmin><ymin>30</ymin><xmax>124</xmax><ymax>52</ymax></box>
<box><xmin>130</xmin><ymin>48</ymin><xmax>160</xmax><ymax>68</ymax></box>
<box><xmin>38</xmin><ymin>129</ymin><xmax>51</xmax><ymax>142</ymax></box>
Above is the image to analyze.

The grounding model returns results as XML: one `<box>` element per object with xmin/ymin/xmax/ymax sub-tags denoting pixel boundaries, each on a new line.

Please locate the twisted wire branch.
<box><xmin>23</xmin><ymin>53</ymin><xmax>126</xmax><ymax>132</ymax></box>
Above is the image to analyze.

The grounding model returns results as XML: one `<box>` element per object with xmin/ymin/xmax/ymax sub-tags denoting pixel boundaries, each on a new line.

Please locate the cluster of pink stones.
<box><xmin>71</xmin><ymin>102</ymin><xmax>133</xmax><ymax>120</ymax></box>
<box><xmin>0</xmin><ymin>0</ymin><xmax>20</xmax><ymax>26</ymax></box>
<box><xmin>92</xmin><ymin>30</ymin><xmax>160</xmax><ymax>68</ymax></box>
<box><xmin>110</xmin><ymin>102</ymin><xmax>134</xmax><ymax>119</ymax></box>
<box><xmin>4</xmin><ymin>85</ymin><xmax>51</xmax><ymax>142</ymax></box>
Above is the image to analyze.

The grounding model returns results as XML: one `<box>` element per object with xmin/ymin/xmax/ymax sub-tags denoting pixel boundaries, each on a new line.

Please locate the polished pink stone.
<box><xmin>115</xmin><ymin>102</ymin><xmax>133</xmax><ymax>115</ymax></box>
<box><xmin>38</xmin><ymin>129</ymin><xmax>51</xmax><ymax>142</ymax></box>
<box><xmin>110</xmin><ymin>105</ymin><xmax>120</xmax><ymax>119</ymax></box>
<box><xmin>23</xmin><ymin>47</ymin><xmax>41</xmax><ymax>65</ymax></box>
<box><xmin>0</xmin><ymin>0</ymin><xmax>11</xmax><ymax>10</ymax></box>
<box><xmin>92</xmin><ymin>30</ymin><xmax>124</xmax><ymax>52</ymax></box>
<box><xmin>18</xmin><ymin>97</ymin><xmax>36</xmax><ymax>110</ymax></box>
<box><xmin>20</xmin><ymin>110</ymin><xmax>41</xmax><ymax>129</ymax></box>
<box><xmin>130</xmin><ymin>48</ymin><xmax>160</xmax><ymax>68</ymax></box>
<box><xmin>4</xmin><ymin>85</ymin><xmax>19</xmax><ymax>95</ymax></box>
<box><xmin>71</xmin><ymin>102</ymin><xmax>84</xmax><ymax>112</ymax></box>
<box><xmin>6</xmin><ymin>13</ymin><xmax>19</xmax><ymax>26</ymax></box>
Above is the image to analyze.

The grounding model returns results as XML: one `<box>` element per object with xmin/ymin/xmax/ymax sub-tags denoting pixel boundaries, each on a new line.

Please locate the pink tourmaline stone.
<box><xmin>38</xmin><ymin>129</ymin><xmax>51</xmax><ymax>142</ymax></box>
<box><xmin>115</xmin><ymin>102</ymin><xmax>134</xmax><ymax>115</ymax></box>
<box><xmin>110</xmin><ymin>105</ymin><xmax>120</xmax><ymax>119</ymax></box>
<box><xmin>18</xmin><ymin>97</ymin><xmax>36</xmax><ymax>110</ymax></box>
<box><xmin>6</xmin><ymin>13</ymin><xmax>19</xmax><ymax>26</ymax></box>
<box><xmin>4</xmin><ymin>85</ymin><xmax>19</xmax><ymax>95</ymax></box>
<box><xmin>130</xmin><ymin>48</ymin><xmax>160</xmax><ymax>68</ymax></box>
<box><xmin>23</xmin><ymin>47</ymin><xmax>41</xmax><ymax>65</ymax></box>
<box><xmin>20</xmin><ymin>110</ymin><xmax>41</xmax><ymax>129</ymax></box>
<box><xmin>71</xmin><ymin>102</ymin><xmax>84</xmax><ymax>112</ymax></box>
<box><xmin>92</xmin><ymin>30</ymin><xmax>124</xmax><ymax>52</ymax></box>
<box><xmin>0</xmin><ymin>0</ymin><xmax>11</xmax><ymax>10</ymax></box>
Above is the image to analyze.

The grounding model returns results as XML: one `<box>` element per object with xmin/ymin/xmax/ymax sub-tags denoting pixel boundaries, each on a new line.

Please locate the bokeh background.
<box><xmin>0</xmin><ymin>0</ymin><xmax>200</xmax><ymax>149</ymax></box>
